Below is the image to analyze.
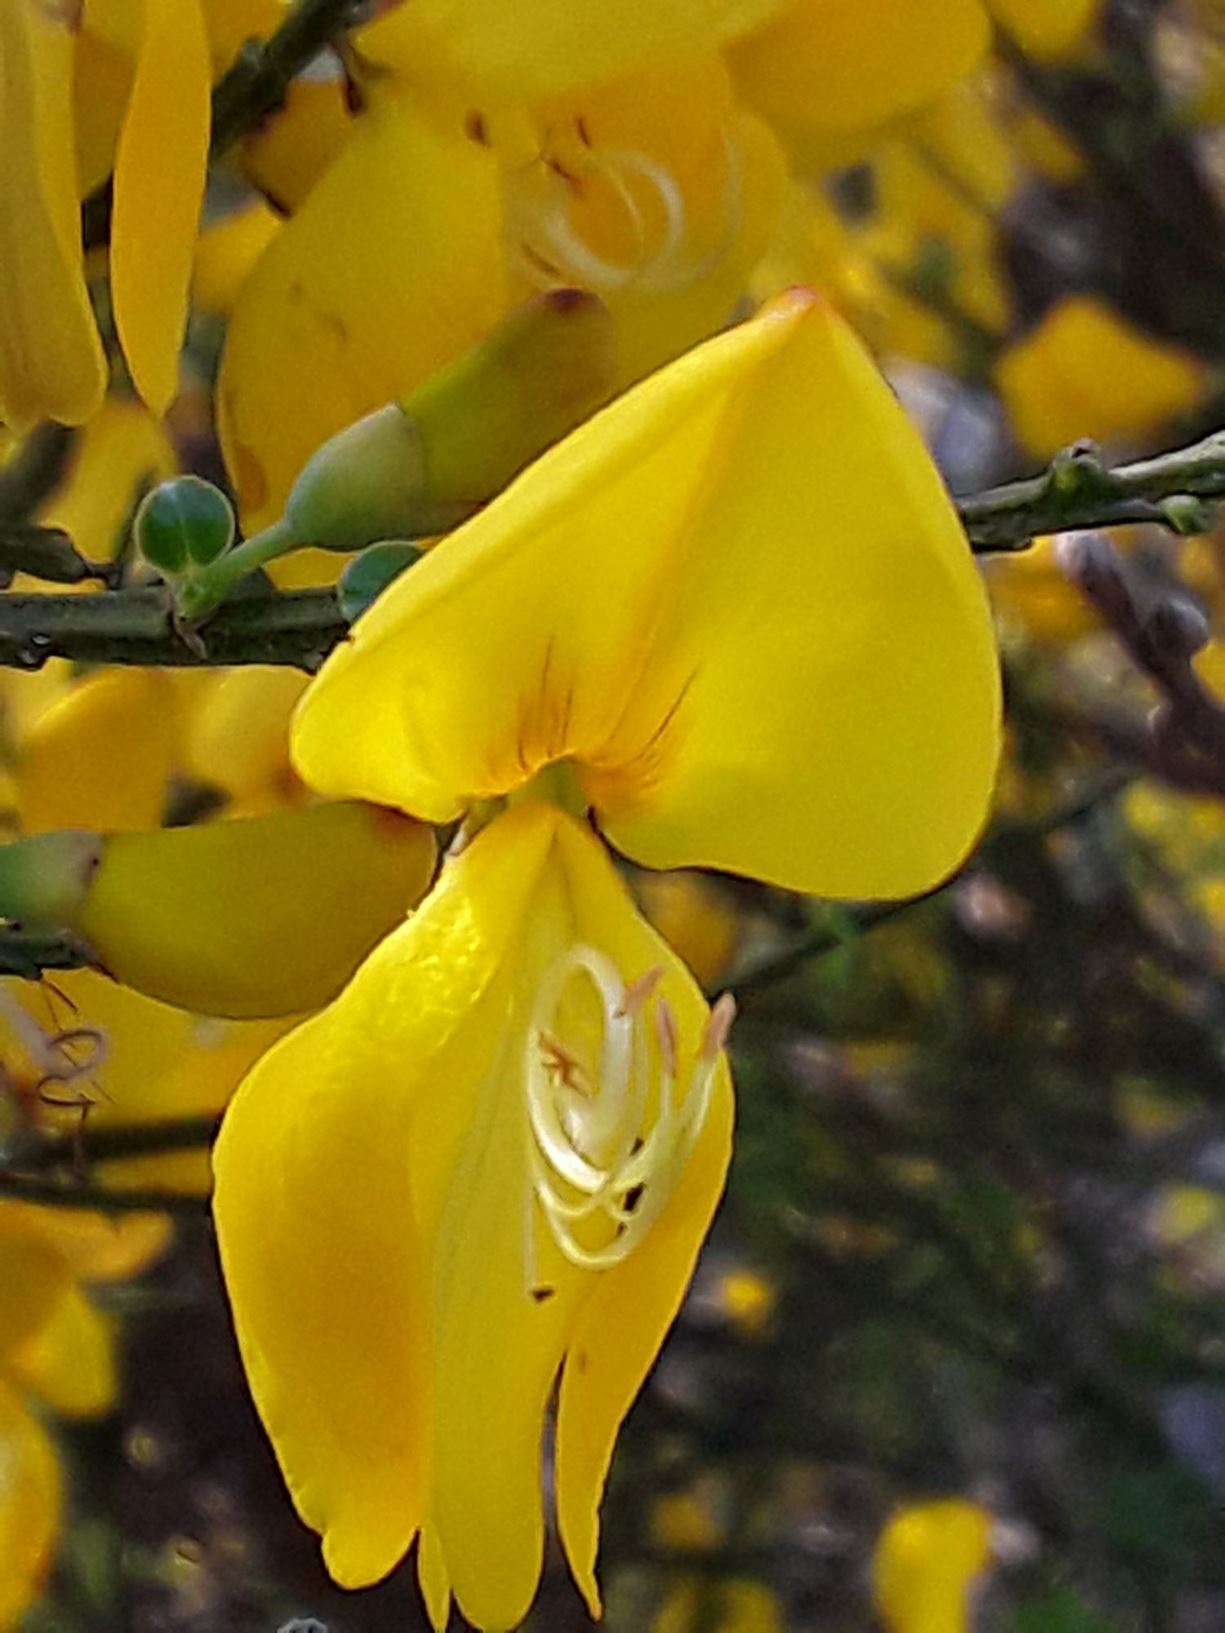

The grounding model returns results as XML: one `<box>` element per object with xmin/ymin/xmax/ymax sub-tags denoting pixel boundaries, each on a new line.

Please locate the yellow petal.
<box><xmin>553</xmin><ymin>842</ymin><xmax>733</xmax><ymax>1617</ymax></box>
<box><xmin>191</xmin><ymin>202</ymin><xmax>282</xmax><ymax>318</ymax></box>
<box><xmin>985</xmin><ymin>0</ymin><xmax>1100</xmax><ymax>60</ymax></box>
<box><xmin>238</xmin><ymin>75</ymin><xmax>354</xmax><ymax>216</ymax></box>
<box><xmin>0</xmin><ymin>1220</ymin><xmax>71</xmax><ymax>1361</ymax></box>
<box><xmin>417</xmin><ymin>1524</ymin><xmax>452</xmax><ymax>1633</ymax></box>
<box><xmin>36</xmin><ymin>396</ymin><xmax>178</xmax><ymax>567</ymax></box>
<box><xmin>0</xmin><ymin>1382</ymin><xmax>60</xmax><ymax>1633</ymax></box>
<box><xmin>111</xmin><ymin>0</ymin><xmax>210</xmax><ymax>414</ymax></box>
<box><xmin>296</xmin><ymin>291</ymin><xmax>1000</xmax><ymax>899</ymax></box>
<box><xmin>73</xmin><ymin>13</ymin><xmax>136</xmax><ymax>197</ymax></box>
<box><xmin>360</xmin><ymin>0</ymin><xmax>788</xmax><ymax>102</ymax></box>
<box><xmin>16</xmin><ymin>669</ymin><xmax>178</xmax><ymax>834</ymax></box>
<box><xmin>996</xmin><ymin>296</ymin><xmax>1205</xmax><ymax>457</ymax></box>
<box><xmin>727</xmin><ymin>0</ymin><xmax>989</xmax><ymax>154</ymax></box>
<box><xmin>872</xmin><ymin>1499</ymin><xmax>993</xmax><ymax>1633</ymax></box>
<box><xmin>218</xmin><ymin>82</ymin><xmax>506</xmax><ymax>533</ymax></box>
<box><xmin>211</xmin><ymin>807</ymin><xmax>556</xmax><ymax>1589</ymax></box>
<box><xmin>9</xmin><ymin>1284</ymin><xmax>116</xmax><ymax>1419</ymax></box>
<box><xmin>0</xmin><ymin>2</ymin><xmax>107</xmax><ymax>431</ymax></box>
<box><xmin>426</xmin><ymin>808</ymin><xmax>730</xmax><ymax>1629</ymax></box>
<box><xmin>181</xmin><ymin>667</ymin><xmax>308</xmax><ymax>812</ymax></box>
<box><xmin>0</xmin><ymin>1198</ymin><xmax>168</xmax><ymax>1284</ymax></box>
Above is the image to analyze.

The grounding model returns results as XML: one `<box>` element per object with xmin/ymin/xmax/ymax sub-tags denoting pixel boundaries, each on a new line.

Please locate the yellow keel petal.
<box><xmin>0</xmin><ymin>3</ymin><xmax>107</xmax><ymax>430</ymax></box>
<box><xmin>111</xmin><ymin>0</ymin><xmax>210</xmax><ymax>414</ymax></box>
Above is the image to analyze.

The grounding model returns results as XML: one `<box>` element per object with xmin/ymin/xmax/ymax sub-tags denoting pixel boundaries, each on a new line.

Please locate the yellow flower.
<box><xmin>0</xmin><ymin>0</ymin><xmax>209</xmax><ymax>431</ymax></box>
<box><xmin>213</xmin><ymin>293</ymin><xmax>999</xmax><ymax>1627</ymax></box>
<box><xmin>872</xmin><ymin>1499</ymin><xmax>994</xmax><ymax>1633</ymax></box>
<box><xmin>655</xmin><ymin>1576</ymin><xmax>783</xmax><ymax>1632</ymax></box>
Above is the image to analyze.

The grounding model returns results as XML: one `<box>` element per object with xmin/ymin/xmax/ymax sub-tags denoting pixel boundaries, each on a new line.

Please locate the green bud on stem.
<box><xmin>177</xmin><ymin>290</ymin><xmax>616</xmax><ymax>624</ymax></box>
<box><xmin>286</xmin><ymin>287</ymin><xmax>616</xmax><ymax>551</ymax></box>
<box><xmin>135</xmin><ymin>477</ymin><xmax>236</xmax><ymax>575</ymax></box>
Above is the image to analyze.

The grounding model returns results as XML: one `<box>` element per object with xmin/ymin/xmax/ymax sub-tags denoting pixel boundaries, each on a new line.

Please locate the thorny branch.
<box><xmin>2</xmin><ymin>433</ymin><xmax>1225</xmax><ymax>669</ymax></box>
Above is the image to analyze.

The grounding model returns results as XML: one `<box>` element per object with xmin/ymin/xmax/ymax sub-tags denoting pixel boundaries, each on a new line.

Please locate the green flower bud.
<box><xmin>283</xmin><ymin>290</ymin><xmax>616</xmax><ymax>553</ymax></box>
<box><xmin>135</xmin><ymin>476</ymin><xmax>235</xmax><ymax>575</ymax></box>
<box><xmin>0</xmin><ymin>830</ymin><xmax>102</xmax><ymax>929</ymax></box>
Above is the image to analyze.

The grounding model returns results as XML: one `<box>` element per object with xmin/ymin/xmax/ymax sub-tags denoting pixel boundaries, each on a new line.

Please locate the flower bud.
<box><xmin>0</xmin><ymin>830</ymin><xmax>103</xmax><ymax>928</ymax></box>
<box><xmin>283</xmin><ymin>289</ymin><xmax>616</xmax><ymax>552</ymax></box>
<box><xmin>135</xmin><ymin>476</ymin><xmax>236</xmax><ymax>574</ymax></box>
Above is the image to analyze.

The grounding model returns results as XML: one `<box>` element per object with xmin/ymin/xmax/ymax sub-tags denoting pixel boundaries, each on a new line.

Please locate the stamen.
<box><xmin>524</xmin><ymin>945</ymin><xmax>726</xmax><ymax>1281</ymax></box>
<box><xmin>702</xmin><ymin>993</ymin><xmax>738</xmax><ymax>1061</ymax></box>
<box><xmin>655</xmin><ymin>999</ymin><xmax>680</xmax><ymax>1079</ymax></box>
<box><xmin>615</xmin><ymin>965</ymin><xmax>663</xmax><ymax>1018</ymax></box>
<box><xmin>506</xmin><ymin>127</ymin><xmax>744</xmax><ymax>301</ymax></box>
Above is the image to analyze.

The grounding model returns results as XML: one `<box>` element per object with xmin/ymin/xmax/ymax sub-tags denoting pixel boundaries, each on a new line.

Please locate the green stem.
<box><xmin>176</xmin><ymin>519</ymin><xmax>300</xmax><ymax>620</ymax></box>
<box><xmin>956</xmin><ymin>431</ymin><xmax>1225</xmax><ymax>551</ymax></box>
<box><xmin>1</xmin><ymin>431</ymin><xmax>1225</xmax><ymax>668</ymax></box>
<box><xmin>4</xmin><ymin>1114</ymin><xmax>220</xmax><ymax>1172</ymax></box>
<box><xmin>0</xmin><ymin>926</ymin><xmax>92</xmax><ymax>979</ymax></box>
<box><xmin>0</xmin><ymin>586</ymin><xmax>344</xmax><ymax>670</ymax></box>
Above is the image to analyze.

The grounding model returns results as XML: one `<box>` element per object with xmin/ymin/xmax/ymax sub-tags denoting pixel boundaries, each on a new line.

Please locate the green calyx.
<box><xmin>0</xmin><ymin>831</ymin><xmax>103</xmax><ymax>929</ymax></box>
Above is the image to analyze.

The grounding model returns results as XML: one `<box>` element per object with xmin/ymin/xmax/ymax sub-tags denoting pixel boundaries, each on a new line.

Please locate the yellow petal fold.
<box><xmin>0</xmin><ymin>1382</ymin><xmax>60</xmax><ymax>1633</ymax></box>
<box><xmin>0</xmin><ymin>2</ymin><xmax>107</xmax><ymax>431</ymax></box>
<box><xmin>296</xmin><ymin>291</ymin><xmax>1000</xmax><ymax>899</ymax></box>
<box><xmin>111</xmin><ymin>0</ymin><xmax>211</xmax><ymax>414</ymax></box>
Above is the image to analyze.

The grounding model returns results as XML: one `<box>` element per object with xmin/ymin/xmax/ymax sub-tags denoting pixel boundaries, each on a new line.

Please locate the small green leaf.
<box><xmin>338</xmin><ymin>540</ymin><xmax>423</xmax><ymax>623</ymax></box>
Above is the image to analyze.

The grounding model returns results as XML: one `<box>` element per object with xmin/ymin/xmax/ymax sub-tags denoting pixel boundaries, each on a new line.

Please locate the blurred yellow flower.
<box><xmin>655</xmin><ymin>1576</ymin><xmax>783</xmax><ymax>1632</ymax></box>
<box><xmin>0</xmin><ymin>1199</ymin><xmax>165</xmax><ymax>1629</ymax></box>
<box><xmin>873</xmin><ymin>1498</ymin><xmax>994</xmax><ymax>1633</ymax></box>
